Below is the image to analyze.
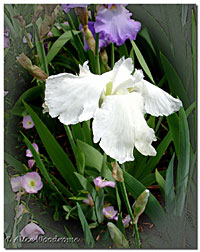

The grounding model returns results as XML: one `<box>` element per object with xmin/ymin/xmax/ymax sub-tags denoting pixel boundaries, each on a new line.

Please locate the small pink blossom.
<box><xmin>47</xmin><ymin>31</ymin><xmax>53</xmax><ymax>37</ymax></box>
<box><xmin>15</xmin><ymin>204</ymin><xmax>27</xmax><ymax>219</ymax></box>
<box><xmin>22</xmin><ymin>115</ymin><xmax>34</xmax><ymax>129</ymax></box>
<box><xmin>21</xmin><ymin>172</ymin><xmax>43</xmax><ymax>194</ymax></box>
<box><xmin>15</xmin><ymin>190</ymin><xmax>25</xmax><ymax>201</ymax></box>
<box><xmin>20</xmin><ymin>222</ymin><xmax>45</xmax><ymax>241</ymax></box>
<box><xmin>94</xmin><ymin>176</ymin><xmax>115</xmax><ymax>190</ymax></box>
<box><xmin>83</xmin><ymin>194</ymin><xmax>94</xmax><ymax>206</ymax></box>
<box><xmin>63</xmin><ymin>21</ymin><xmax>69</xmax><ymax>26</ymax></box>
<box><xmin>26</xmin><ymin>143</ymin><xmax>39</xmax><ymax>157</ymax></box>
<box><xmin>10</xmin><ymin>176</ymin><xmax>22</xmax><ymax>192</ymax></box>
<box><xmin>23</xmin><ymin>33</ymin><xmax>33</xmax><ymax>43</ymax></box>
<box><xmin>123</xmin><ymin>215</ymin><xmax>131</xmax><ymax>228</ymax></box>
<box><xmin>4</xmin><ymin>91</ymin><xmax>9</xmax><ymax>96</ymax></box>
<box><xmin>103</xmin><ymin>206</ymin><xmax>118</xmax><ymax>220</ymax></box>
<box><xmin>28</xmin><ymin>159</ymin><xmax>35</xmax><ymax>169</ymax></box>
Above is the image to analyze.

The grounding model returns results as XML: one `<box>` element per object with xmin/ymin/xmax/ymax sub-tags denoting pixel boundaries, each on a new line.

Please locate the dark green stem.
<box><xmin>111</xmin><ymin>43</ymin><xmax>115</xmax><ymax>69</ymax></box>
<box><xmin>67</xmin><ymin>12</ymin><xmax>77</xmax><ymax>30</ymax></box>
<box><xmin>24</xmin><ymin>193</ymin><xmax>31</xmax><ymax>225</ymax></box>
<box><xmin>33</xmin><ymin>23</ymin><xmax>49</xmax><ymax>75</ymax></box>
<box><xmin>64</xmin><ymin>125</ymin><xmax>77</xmax><ymax>158</ymax></box>
<box><xmin>120</xmin><ymin>164</ymin><xmax>141</xmax><ymax>248</ymax></box>
<box><xmin>95</xmin><ymin>33</ymin><xmax>100</xmax><ymax>75</ymax></box>
<box><xmin>67</xmin><ymin>13</ymin><xmax>85</xmax><ymax>49</ymax></box>
<box><xmin>24</xmin><ymin>30</ymin><xmax>34</xmax><ymax>49</ymax></box>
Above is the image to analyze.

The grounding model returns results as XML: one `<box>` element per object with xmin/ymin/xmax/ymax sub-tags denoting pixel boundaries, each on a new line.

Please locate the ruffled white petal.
<box><xmin>103</xmin><ymin>57</ymin><xmax>134</xmax><ymax>94</ymax></box>
<box><xmin>132</xmin><ymin>70</ymin><xmax>182</xmax><ymax>116</ymax></box>
<box><xmin>92</xmin><ymin>92</ymin><xmax>156</xmax><ymax>164</ymax></box>
<box><xmin>45</xmin><ymin>63</ymin><xmax>108</xmax><ymax>125</ymax></box>
<box><xmin>79</xmin><ymin>61</ymin><xmax>92</xmax><ymax>76</ymax></box>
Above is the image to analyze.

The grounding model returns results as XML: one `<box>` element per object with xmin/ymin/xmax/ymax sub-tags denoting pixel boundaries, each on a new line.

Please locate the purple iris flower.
<box><xmin>44</xmin><ymin>42</ymin><xmax>49</xmax><ymax>55</ymax></box>
<box><xmin>94</xmin><ymin>4</ymin><xmax>141</xmax><ymax>46</ymax></box>
<box><xmin>4</xmin><ymin>27</ymin><xmax>10</xmax><ymax>48</ymax></box>
<box><xmin>80</xmin><ymin>21</ymin><xmax>111</xmax><ymax>51</ymax></box>
<box><xmin>61</xmin><ymin>4</ymin><xmax>87</xmax><ymax>14</ymax></box>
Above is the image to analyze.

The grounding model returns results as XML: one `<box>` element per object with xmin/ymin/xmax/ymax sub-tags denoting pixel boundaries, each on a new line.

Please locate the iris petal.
<box><xmin>45</xmin><ymin>63</ymin><xmax>108</xmax><ymax>125</ymax></box>
<box><xmin>93</xmin><ymin>92</ymin><xmax>156</xmax><ymax>163</ymax></box>
<box><xmin>132</xmin><ymin>71</ymin><xmax>183</xmax><ymax>116</ymax></box>
<box><xmin>93</xmin><ymin>94</ymin><xmax>135</xmax><ymax>164</ymax></box>
<box><xmin>110</xmin><ymin>57</ymin><xmax>134</xmax><ymax>93</ymax></box>
<box><xmin>94</xmin><ymin>5</ymin><xmax>141</xmax><ymax>46</ymax></box>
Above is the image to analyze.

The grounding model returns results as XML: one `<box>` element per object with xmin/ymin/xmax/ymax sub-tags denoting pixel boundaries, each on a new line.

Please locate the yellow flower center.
<box><xmin>30</xmin><ymin>180</ymin><xmax>35</xmax><ymax>187</ymax></box>
<box><xmin>105</xmin><ymin>82</ymin><xmax>113</xmax><ymax>96</ymax></box>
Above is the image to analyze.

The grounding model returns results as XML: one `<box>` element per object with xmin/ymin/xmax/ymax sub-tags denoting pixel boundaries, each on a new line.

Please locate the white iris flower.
<box><xmin>45</xmin><ymin>58</ymin><xmax>182</xmax><ymax>164</ymax></box>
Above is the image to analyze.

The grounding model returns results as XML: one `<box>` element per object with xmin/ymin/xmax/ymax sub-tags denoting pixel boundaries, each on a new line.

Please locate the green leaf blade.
<box><xmin>176</xmin><ymin>108</ymin><xmax>190</xmax><ymax>216</ymax></box>
<box><xmin>131</xmin><ymin>40</ymin><xmax>155</xmax><ymax>84</ymax></box>
<box><xmin>155</xmin><ymin>168</ymin><xmax>166</xmax><ymax>198</ymax></box>
<box><xmin>76</xmin><ymin>202</ymin><xmax>95</xmax><ymax>248</ymax></box>
<box><xmin>123</xmin><ymin>171</ymin><xmax>166</xmax><ymax>231</ymax></box>
<box><xmin>21</xmin><ymin>132</ymin><xmax>66</xmax><ymax>200</ymax></box>
<box><xmin>46</xmin><ymin>30</ymin><xmax>80</xmax><ymax>64</ymax></box>
<box><xmin>23</xmin><ymin>101</ymin><xmax>79</xmax><ymax>194</ymax></box>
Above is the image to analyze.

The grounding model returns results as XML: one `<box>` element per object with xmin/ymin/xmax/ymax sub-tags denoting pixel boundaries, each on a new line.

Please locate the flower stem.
<box><xmin>33</xmin><ymin>23</ymin><xmax>49</xmax><ymax>76</ymax></box>
<box><xmin>64</xmin><ymin>125</ymin><xmax>77</xmax><ymax>159</ymax></box>
<box><xmin>67</xmin><ymin>13</ymin><xmax>77</xmax><ymax>30</ymax></box>
<box><xmin>111</xmin><ymin>43</ymin><xmax>115</xmax><ymax>69</ymax></box>
<box><xmin>120</xmin><ymin>165</ymin><xmax>141</xmax><ymax>248</ymax></box>
<box><xmin>95</xmin><ymin>33</ymin><xmax>101</xmax><ymax>75</ymax></box>
<box><xmin>24</xmin><ymin>30</ymin><xmax>34</xmax><ymax>49</ymax></box>
<box><xmin>133</xmin><ymin>223</ymin><xmax>140</xmax><ymax>247</ymax></box>
<box><xmin>67</xmin><ymin>13</ymin><xmax>86</xmax><ymax>63</ymax></box>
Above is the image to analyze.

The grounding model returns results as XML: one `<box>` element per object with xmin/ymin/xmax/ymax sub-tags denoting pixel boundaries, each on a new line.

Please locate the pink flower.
<box><xmin>26</xmin><ymin>143</ymin><xmax>39</xmax><ymax>157</ymax></box>
<box><xmin>15</xmin><ymin>190</ymin><xmax>25</xmax><ymax>201</ymax></box>
<box><xmin>20</xmin><ymin>222</ymin><xmax>45</xmax><ymax>241</ymax></box>
<box><xmin>103</xmin><ymin>206</ymin><xmax>118</xmax><ymax>220</ymax></box>
<box><xmin>83</xmin><ymin>194</ymin><xmax>94</xmax><ymax>206</ymax></box>
<box><xmin>28</xmin><ymin>159</ymin><xmax>35</xmax><ymax>169</ymax></box>
<box><xmin>4</xmin><ymin>26</ymin><xmax>10</xmax><ymax>48</ymax></box>
<box><xmin>47</xmin><ymin>31</ymin><xmax>53</xmax><ymax>37</ymax></box>
<box><xmin>23</xmin><ymin>32</ymin><xmax>33</xmax><ymax>43</ymax></box>
<box><xmin>15</xmin><ymin>204</ymin><xmax>27</xmax><ymax>219</ymax></box>
<box><xmin>10</xmin><ymin>176</ymin><xmax>22</xmax><ymax>192</ymax></box>
<box><xmin>4</xmin><ymin>91</ymin><xmax>9</xmax><ymax>96</ymax></box>
<box><xmin>21</xmin><ymin>172</ymin><xmax>43</xmax><ymax>194</ymax></box>
<box><xmin>22</xmin><ymin>115</ymin><xmax>34</xmax><ymax>129</ymax></box>
<box><xmin>94</xmin><ymin>176</ymin><xmax>115</xmax><ymax>190</ymax></box>
<box><xmin>123</xmin><ymin>215</ymin><xmax>131</xmax><ymax>228</ymax></box>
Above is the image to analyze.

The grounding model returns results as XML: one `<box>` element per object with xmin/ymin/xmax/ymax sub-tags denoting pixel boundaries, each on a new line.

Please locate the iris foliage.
<box><xmin>4</xmin><ymin>4</ymin><xmax>197</xmax><ymax>249</ymax></box>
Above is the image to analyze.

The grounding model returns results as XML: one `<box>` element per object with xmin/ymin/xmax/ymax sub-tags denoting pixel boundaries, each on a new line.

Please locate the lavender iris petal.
<box><xmin>80</xmin><ymin>21</ymin><xmax>111</xmax><ymax>51</ymax></box>
<box><xmin>94</xmin><ymin>5</ymin><xmax>141</xmax><ymax>46</ymax></box>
